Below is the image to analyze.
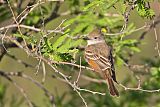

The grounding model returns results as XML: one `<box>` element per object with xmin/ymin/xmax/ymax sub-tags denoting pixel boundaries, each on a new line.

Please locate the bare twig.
<box><xmin>52</xmin><ymin>74</ymin><xmax>106</xmax><ymax>95</ymax></box>
<box><xmin>81</xmin><ymin>75</ymin><xmax>160</xmax><ymax>93</ymax></box>
<box><xmin>47</xmin><ymin>60</ymin><xmax>88</xmax><ymax>107</ymax></box>
<box><xmin>0</xmin><ymin>24</ymin><xmax>64</xmax><ymax>33</ymax></box>
<box><xmin>42</xmin><ymin>61</ymin><xmax>46</xmax><ymax>83</ymax></box>
<box><xmin>1</xmin><ymin>34</ymin><xmax>89</xmax><ymax>106</ymax></box>
<box><xmin>6</xmin><ymin>0</ymin><xmax>29</xmax><ymax>51</ymax></box>
<box><xmin>75</xmin><ymin>57</ymin><xmax>82</xmax><ymax>84</ymax></box>
<box><xmin>35</xmin><ymin>58</ymin><xmax>42</xmax><ymax>75</ymax></box>
<box><xmin>2</xmin><ymin>32</ymin><xmax>160</xmax><ymax>107</ymax></box>
<box><xmin>153</xmin><ymin>20</ymin><xmax>160</xmax><ymax>57</ymax></box>
<box><xmin>0</xmin><ymin>71</ymin><xmax>55</xmax><ymax>107</ymax></box>
<box><xmin>117</xmin><ymin>0</ymin><xmax>137</xmax><ymax>32</ymax></box>
<box><xmin>119</xmin><ymin>83</ymin><xmax>160</xmax><ymax>93</ymax></box>
<box><xmin>1</xmin><ymin>1</ymin><xmax>160</xmax><ymax>106</ymax></box>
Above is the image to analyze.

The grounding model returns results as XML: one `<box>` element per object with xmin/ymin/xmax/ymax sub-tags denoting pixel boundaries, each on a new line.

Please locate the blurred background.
<box><xmin>0</xmin><ymin>0</ymin><xmax>160</xmax><ymax>107</ymax></box>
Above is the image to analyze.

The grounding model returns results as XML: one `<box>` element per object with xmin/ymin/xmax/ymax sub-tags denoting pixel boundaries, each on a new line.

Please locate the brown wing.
<box><xmin>84</xmin><ymin>44</ymin><xmax>110</xmax><ymax>71</ymax></box>
<box><xmin>95</xmin><ymin>43</ymin><xmax>118</xmax><ymax>83</ymax></box>
<box><xmin>108</xmin><ymin>49</ymin><xmax>118</xmax><ymax>83</ymax></box>
<box><xmin>85</xmin><ymin>44</ymin><xmax>119</xmax><ymax>96</ymax></box>
<box><xmin>85</xmin><ymin>43</ymin><xmax>116</xmax><ymax>81</ymax></box>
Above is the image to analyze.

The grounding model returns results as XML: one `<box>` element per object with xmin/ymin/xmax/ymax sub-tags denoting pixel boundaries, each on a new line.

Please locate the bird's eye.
<box><xmin>94</xmin><ymin>37</ymin><xmax>98</xmax><ymax>39</ymax></box>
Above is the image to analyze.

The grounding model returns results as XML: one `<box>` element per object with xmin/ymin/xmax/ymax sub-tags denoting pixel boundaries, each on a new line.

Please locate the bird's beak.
<box><xmin>83</xmin><ymin>36</ymin><xmax>90</xmax><ymax>40</ymax></box>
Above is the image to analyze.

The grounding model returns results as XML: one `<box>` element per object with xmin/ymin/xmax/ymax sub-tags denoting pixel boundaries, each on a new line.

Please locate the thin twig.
<box><xmin>75</xmin><ymin>57</ymin><xmax>82</xmax><ymax>84</ymax></box>
<box><xmin>42</xmin><ymin>61</ymin><xmax>46</xmax><ymax>83</ymax></box>
<box><xmin>0</xmin><ymin>71</ymin><xmax>55</xmax><ymax>107</ymax></box>
<box><xmin>35</xmin><ymin>58</ymin><xmax>42</xmax><ymax>75</ymax></box>
<box><xmin>6</xmin><ymin>0</ymin><xmax>29</xmax><ymax>52</ymax></box>
<box><xmin>119</xmin><ymin>83</ymin><xmax>160</xmax><ymax>93</ymax></box>
<box><xmin>0</xmin><ymin>24</ymin><xmax>64</xmax><ymax>33</ymax></box>
<box><xmin>81</xmin><ymin>75</ymin><xmax>160</xmax><ymax>93</ymax></box>
<box><xmin>153</xmin><ymin>20</ymin><xmax>160</xmax><ymax>57</ymax></box>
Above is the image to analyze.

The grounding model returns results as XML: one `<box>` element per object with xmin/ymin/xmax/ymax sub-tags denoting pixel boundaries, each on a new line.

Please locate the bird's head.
<box><xmin>83</xmin><ymin>29</ymin><xmax>105</xmax><ymax>45</ymax></box>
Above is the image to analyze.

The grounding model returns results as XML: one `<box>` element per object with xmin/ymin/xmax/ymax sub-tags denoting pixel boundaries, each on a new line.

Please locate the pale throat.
<box><xmin>87</xmin><ymin>40</ymin><xmax>105</xmax><ymax>45</ymax></box>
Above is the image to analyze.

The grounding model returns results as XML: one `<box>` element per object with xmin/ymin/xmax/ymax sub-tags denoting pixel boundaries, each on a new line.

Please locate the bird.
<box><xmin>84</xmin><ymin>29</ymin><xmax>119</xmax><ymax>97</ymax></box>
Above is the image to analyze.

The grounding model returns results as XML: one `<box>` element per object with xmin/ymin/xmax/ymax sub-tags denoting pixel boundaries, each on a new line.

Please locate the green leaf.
<box><xmin>52</xmin><ymin>34</ymin><xmax>68</xmax><ymax>50</ymax></box>
<box><xmin>130</xmin><ymin>47</ymin><xmax>141</xmax><ymax>52</ymax></box>
<box><xmin>116</xmin><ymin>56</ymin><xmax>124</xmax><ymax>66</ymax></box>
<box><xmin>136</xmin><ymin>1</ymin><xmax>155</xmax><ymax>18</ymax></box>
<box><xmin>151</xmin><ymin>67</ymin><xmax>158</xmax><ymax>76</ymax></box>
<box><xmin>83</xmin><ymin>0</ymin><xmax>105</xmax><ymax>11</ymax></box>
<box><xmin>122</xmin><ymin>39</ymin><xmax>138</xmax><ymax>45</ymax></box>
<box><xmin>49</xmin><ymin>54</ymin><xmax>63</xmax><ymax>61</ymax></box>
<box><xmin>56</xmin><ymin>38</ymin><xmax>72</xmax><ymax>53</ymax></box>
<box><xmin>13</xmin><ymin>34</ymin><xmax>29</xmax><ymax>40</ymax></box>
<box><xmin>44</xmin><ymin>37</ymin><xmax>53</xmax><ymax>51</ymax></box>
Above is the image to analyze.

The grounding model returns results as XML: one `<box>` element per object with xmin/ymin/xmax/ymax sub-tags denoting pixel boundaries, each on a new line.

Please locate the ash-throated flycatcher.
<box><xmin>84</xmin><ymin>29</ymin><xmax>119</xmax><ymax>97</ymax></box>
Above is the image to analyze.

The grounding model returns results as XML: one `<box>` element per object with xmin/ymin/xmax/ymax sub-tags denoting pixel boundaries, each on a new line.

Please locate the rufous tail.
<box><xmin>104</xmin><ymin>72</ymin><xmax>119</xmax><ymax>97</ymax></box>
<box><xmin>107</xmin><ymin>77</ymin><xmax>119</xmax><ymax>96</ymax></box>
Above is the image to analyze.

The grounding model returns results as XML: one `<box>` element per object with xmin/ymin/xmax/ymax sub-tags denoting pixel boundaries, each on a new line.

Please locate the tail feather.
<box><xmin>107</xmin><ymin>77</ymin><xmax>119</xmax><ymax>96</ymax></box>
<box><xmin>104</xmin><ymin>71</ymin><xmax>119</xmax><ymax>97</ymax></box>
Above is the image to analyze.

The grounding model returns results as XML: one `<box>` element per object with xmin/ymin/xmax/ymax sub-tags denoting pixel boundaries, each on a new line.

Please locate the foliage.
<box><xmin>0</xmin><ymin>0</ymin><xmax>160</xmax><ymax>107</ymax></box>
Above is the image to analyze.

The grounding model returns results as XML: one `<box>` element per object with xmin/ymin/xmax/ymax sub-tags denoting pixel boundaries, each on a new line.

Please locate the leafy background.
<box><xmin>0</xmin><ymin>0</ymin><xmax>160</xmax><ymax>107</ymax></box>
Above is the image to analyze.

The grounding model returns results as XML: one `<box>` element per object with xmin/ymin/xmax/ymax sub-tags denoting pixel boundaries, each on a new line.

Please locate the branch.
<box><xmin>81</xmin><ymin>75</ymin><xmax>160</xmax><ymax>93</ymax></box>
<box><xmin>0</xmin><ymin>71</ymin><xmax>56</xmax><ymax>107</ymax></box>
<box><xmin>0</xmin><ymin>24</ymin><xmax>64</xmax><ymax>34</ymax></box>
<box><xmin>35</xmin><ymin>1</ymin><xmax>61</xmax><ymax>27</ymax></box>
<box><xmin>139</xmin><ymin>16</ymin><xmax>160</xmax><ymax>40</ymax></box>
